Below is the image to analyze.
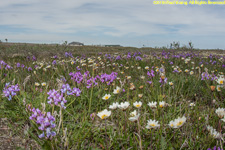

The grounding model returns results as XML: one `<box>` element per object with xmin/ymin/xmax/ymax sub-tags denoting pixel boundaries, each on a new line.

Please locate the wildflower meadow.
<box><xmin>0</xmin><ymin>44</ymin><xmax>225</xmax><ymax>149</ymax></box>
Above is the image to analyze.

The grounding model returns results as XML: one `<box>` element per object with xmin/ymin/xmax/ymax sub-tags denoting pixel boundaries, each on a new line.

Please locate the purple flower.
<box><xmin>29</xmin><ymin>108</ymin><xmax>56</xmax><ymax>139</ymax></box>
<box><xmin>3</xmin><ymin>83</ymin><xmax>20</xmax><ymax>101</ymax></box>
<box><xmin>159</xmin><ymin>77</ymin><xmax>167</xmax><ymax>86</ymax></box>
<box><xmin>147</xmin><ymin>81</ymin><xmax>152</xmax><ymax>84</ymax></box>
<box><xmin>32</xmin><ymin>56</ymin><xmax>37</xmax><ymax>61</ymax></box>
<box><xmin>135</xmin><ymin>56</ymin><xmax>142</xmax><ymax>61</ymax></box>
<box><xmin>38</xmin><ymin>132</ymin><xmax>45</xmax><ymax>138</ymax></box>
<box><xmin>28</xmin><ymin>67</ymin><xmax>32</xmax><ymax>71</ymax></box>
<box><xmin>116</xmin><ymin>55</ymin><xmax>121</xmax><ymax>60</ymax></box>
<box><xmin>207</xmin><ymin>146</ymin><xmax>223</xmax><ymax>150</ymax></box>
<box><xmin>47</xmin><ymin>89</ymin><xmax>67</xmax><ymax>109</ymax></box>
<box><xmin>52</xmin><ymin>60</ymin><xmax>57</xmax><ymax>65</ymax></box>
<box><xmin>65</xmin><ymin>52</ymin><xmax>73</xmax><ymax>58</ymax></box>
<box><xmin>16</xmin><ymin>63</ymin><xmax>20</xmax><ymax>68</ymax></box>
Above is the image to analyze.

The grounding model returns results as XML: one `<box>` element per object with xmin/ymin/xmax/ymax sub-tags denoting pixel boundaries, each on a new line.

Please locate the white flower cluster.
<box><xmin>215</xmin><ymin>108</ymin><xmax>225</xmax><ymax>119</ymax></box>
<box><xmin>206</xmin><ymin>125</ymin><xmax>222</xmax><ymax>139</ymax></box>
<box><xmin>168</xmin><ymin>116</ymin><xmax>187</xmax><ymax>128</ymax></box>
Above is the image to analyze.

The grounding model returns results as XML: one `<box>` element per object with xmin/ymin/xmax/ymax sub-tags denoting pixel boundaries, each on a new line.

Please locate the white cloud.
<box><xmin>0</xmin><ymin>0</ymin><xmax>225</xmax><ymax>48</ymax></box>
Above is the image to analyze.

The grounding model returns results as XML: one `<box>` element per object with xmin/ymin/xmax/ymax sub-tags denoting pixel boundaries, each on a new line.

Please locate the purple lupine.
<box><xmin>48</xmin><ymin>85</ymin><xmax>81</xmax><ymax>109</ymax></box>
<box><xmin>47</xmin><ymin>89</ymin><xmax>67</xmax><ymax>109</ymax></box>
<box><xmin>21</xmin><ymin>64</ymin><xmax>25</xmax><ymax>68</ymax></box>
<box><xmin>28</xmin><ymin>67</ymin><xmax>32</xmax><ymax>71</ymax></box>
<box><xmin>69</xmin><ymin>71</ymin><xmax>84</xmax><ymax>84</ymax></box>
<box><xmin>207</xmin><ymin>146</ymin><xmax>223</xmax><ymax>150</ymax></box>
<box><xmin>61</xmin><ymin>84</ymin><xmax>71</xmax><ymax>94</ymax></box>
<box><xmin>147</xmin><ymin>69</ymin><xmax>155</xmax><ymax>78</ymax></box>
<box><xmin>65</xmin><ymin>52</ymin><xmax>73</xmax><ymax>58</ymax></box>
<box><xmin>32</xmin><ymin>56</ymin><xmax>37</xmax><ymax>61</ymax></box>
<box><xmin>222</xmin><ymin>64</ymin><xmax>225</xmax><ymax>68</ymax></box>
<box><xmin>147</xmin><ymin>81</ymin><xmax>152</xmax><ymax>85</ymax></box>
<box><xmin>127</xmin><ymin>53</ymin><xmax>131</xmax><ymax>59</ymax></box>
<box><xmin>115</xmin><ymin>55</ymin><xmax>121</xmax><ymax>60</ymax></box>
<box><xmin>29</xmin><ymin>108</ymin><xmax>56</xmax><ymax>139</ymax></box>
<box><xmin>60</xmin><ymin>83</ymin><xmax>82</xmax><ymax>96</ymax></box>
<box><xmin>70</xmin><ymin>87</ymin><xmax>82</xmax><ymax>96</ymax></box>
<box><xmin>5</xmin><ymin>65</ymin><xmax>12</xmax><ymax>70</ymax></box>
<box><xmin>16</xmin><ymin>63</ymin><xmax>20</xmax><ymax>68</ymax></box>
<box><xmin>53</xmin><ymin>55</ymin><xmax>58</xmax><ymax>59</ymax></box>
<box><xmin>99</xmin><ymin>72</ymin><xmax>118</xmax><ymax>85</ymax></box>
<box><xmin>173</xmin><ymin>69</ymin><xmax>179</xmax><ymax>73</ymax></box>
<box><xmin>52</xmin><ymin>60</ymin><xmax>57</xmax><ymax>65</ymax></box>
<box><xmin>135</xmin><ymin>56</ymin><xmax>142</xmax><ymax>61</ymax></box>
<box><xmin>86</xmin><ymin>77</ymin><xmax>98</xmax><ymax>88</ymax></box>
<box><xmin>3</xmin><ymin>83</ymin><xmax>20</xmax><ymax>101</ymax></box>
<box><xmin>76</xmin><ymin>66</ymin><xmax>81</xmax><ymax>71</ymax></box>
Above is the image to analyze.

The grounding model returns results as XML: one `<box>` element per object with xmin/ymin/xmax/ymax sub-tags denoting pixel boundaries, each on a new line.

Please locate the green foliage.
<box><xmin>0</xmin><ymin>44</ymin><xmax>225</xmax><ymax>149</ymax></box>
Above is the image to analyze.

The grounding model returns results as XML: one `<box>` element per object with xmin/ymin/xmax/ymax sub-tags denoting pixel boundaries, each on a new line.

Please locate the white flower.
<box><xmin>215</xmin><ymin>108</ymin><xmax>225</xmax><ymax>118</ymax></box>
<box><xmin>128</xmin><ymin>110</ymin><xmax>140</xmax><ymax>122</ymax></box>
<box><xmin>138</xmin><ymin>94</ymin><xmax>143</xmax><ymax>98</ymax></box>
<box><xmin>217</xmin><ymin>85</ymin><xmax>222</xmax><ymax>92</ymax></box>
<box><xmin>113</xmin><ymin>86</ymin><xmax>121</xmax><ymax>94</ymax></box>
<box><xmin>189</xmin><ymin>103</ymin><xmax>195</xmax><ymax>107</ymax></box>
<box><xmin>185</xmin><ymin>69</ymin><xmax>189</xmax><ymax>73</ymax></box>
<box><xmin>145</xmin><ymin>66</ymin><xmax>149</xmax><ymax>70</ymax></box>
<box><xmin>159</xmin><ymin>101</ymin><xmax>167</xmax><ymax>108</ymax></box>
<box><xmin>102</xmin><ymin>94</ymin><xmax>111</xmax><ymax>100</ymax></box>
<box><xmin>109</xmin><ymin>102</ymin><xmax>119</xmax><ymax>110</ymax></box>
<box><xmin>146</xmin><ymin>119</ymin><xmax>160</xmax><ymax>129</ymax></box>
<box><xmin>127</xmin><ymin>76</ymin><xmax>131</xmax><ymax>80</ymax></box>
<box><xmin>35</xmin><ymin>82</ymin><xmax>40</xmax><ymax>86</ymax></box>
<box><xmin>130</xmin><ymin>110</ymin><xmax>137</xmax><ymax>116</ymax></box>
<box><xmin>217</xmin><ymin>77</ymin><xmax>224</xmax><ymax>85</ymax></box>
<box><xmin>211</xmin><ymin>130</ymin><xmax>222</xmax><ymax>139</ymax></box>
<box><xmin>41</xmin><ymin>82</ymin><xmax>46</xmax><ymax>87</ymax></box>
<box><xmin>140</xmin><ymin>76</ymin><xmax>145</xmax><ymax>79</ymax></box>
<box><xmin>118</xmin><ymin>102</ymin><xmax>130</xmax><ymax>110</ymax></box>
<box><xmin>190</xmin><ymin>71</ymin><xmax>194</xmax><ymax>75</ymax></box>
<box><xmin>169</xmin><ymin>82</ymin><xmax>173</xmax><ymax>86</ymax></box>
<box><xmin>137</xmin><ymin>67</ymin><xmax>141</xmax><ymax>70</ymax></box>
<box><xmin>169</xmin><ymin>116</ymin><xmax>186</xmax><ymax>128</ymax></box>
<box><xmin>221</xmin><ymin>117</ymin><xmax>225</xmax><ymax>123</ymax></box>
<box><xmin>168</xmin><ymin>120</ymin><xmax>176</xmax><ymax>128</ymax></box>
<box><xmin>148</xmin><ymin>101</ymin><xmax>157</xmax><ymax>109</ymax></box>
<box><xmin>97</xmin><ymin>109</ymin><xmax>111</xmax><ymax>120</ymax></box>
<box><xmin>206</xmin><ymin>125</ymin><xmax>222</xmax><ymax>139</ymax></box>
<box><xmin>174</xmin><ymin>116</ymin><xmax>186</xmax><ymax>128</ymax></box>
<box><xmin>133</xmin><ymin>101</ymin><xmax>142</xmax><ymax>108</ymax></box>
<box><xmin>46</xmin><ymin>65</ymin><xmax>51</xmax><ymax>68</ymax></box>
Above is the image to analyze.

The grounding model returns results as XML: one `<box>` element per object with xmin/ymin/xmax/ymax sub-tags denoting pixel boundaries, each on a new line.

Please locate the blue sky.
<box><xmin>0</xmin><ymin>0</ymin><xmax>225</xmax><ymax>49</ymax></box>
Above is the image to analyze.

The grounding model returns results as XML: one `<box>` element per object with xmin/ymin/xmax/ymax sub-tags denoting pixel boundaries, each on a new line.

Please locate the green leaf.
<box><xmin>160</xmin><ymin>136</ymin><xmax>167</xmax><ymax>150</ymax></box>
<box><xmin>41</xmin><ymin>141</ymin><xmax>52</xmax><ymax>150</ymax></box>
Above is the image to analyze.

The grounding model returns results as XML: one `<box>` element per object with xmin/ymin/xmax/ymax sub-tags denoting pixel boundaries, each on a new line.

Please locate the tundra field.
<box><xmin>0</xmin><ymin>43</ymin><xmax>225</xmax><ymax>150</ymax></box>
